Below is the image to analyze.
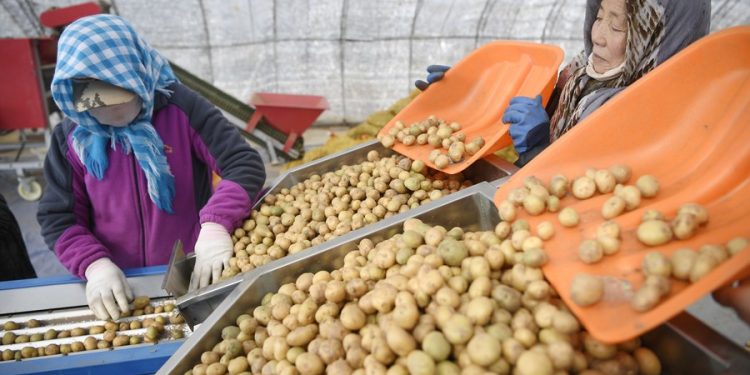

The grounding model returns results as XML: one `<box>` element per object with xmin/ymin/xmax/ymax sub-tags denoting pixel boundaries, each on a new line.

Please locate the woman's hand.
<box><xmin>713</xmin><ymin>278</ymin><xmax>750</xmax><ymax>324</ymax></box>
<box><xmin>502</xmin><ymin>95</ymin><xmax>550</xmax><ymax>154</ymax></box>
<box><xmin>414</xmin><ymin>65</ymin><xmax>451</xmax><ymax>90</ymax></box>
<box><xmin>85</xmin><ymin>258</ymin><xmax>133</xmax><ymax>320</ymax></box>
<box><xmin>189</xmin><ymin>222</ymin><xmax>234</xmax><ymax>290</ymax></box>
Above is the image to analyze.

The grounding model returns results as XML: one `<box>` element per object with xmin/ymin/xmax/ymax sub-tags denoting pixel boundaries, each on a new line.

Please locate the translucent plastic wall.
<box><xmin>2</xmin><ymin>0</ymin><xmax>747</xmax><ymax>124</ymax></box>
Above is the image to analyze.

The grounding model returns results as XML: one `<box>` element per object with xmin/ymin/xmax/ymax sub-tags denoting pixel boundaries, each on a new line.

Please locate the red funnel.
<box><xmin>246</xmin><ymin>93</ymin><xmax>329</xmax><ymax>153</ymax></box>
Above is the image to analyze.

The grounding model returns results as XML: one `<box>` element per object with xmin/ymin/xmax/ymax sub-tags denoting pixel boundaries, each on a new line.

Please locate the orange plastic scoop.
<box><xmin>493</xmin><ymin>26</ymin><xmax>750</xmax><ymax>344</ymax></box>
<box><xmin>379</xmin><ymin>41</ymin><xmax>564</xmax><ymax>174</ymax></box>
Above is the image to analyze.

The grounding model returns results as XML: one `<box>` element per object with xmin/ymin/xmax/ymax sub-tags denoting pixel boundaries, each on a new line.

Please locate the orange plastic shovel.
<box><xmin>494</xmin><ymin>26</ymin><xmax>750</xmax><ymax>343</ymax></box>
<box><xmin>379</xmin><ymin>41</ymin><xmax>564</xmax><ymax>174</ymax></box>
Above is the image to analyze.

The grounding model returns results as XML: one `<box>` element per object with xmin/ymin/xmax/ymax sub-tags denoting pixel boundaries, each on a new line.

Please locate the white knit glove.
<box><xmin>85</xmin><ymin>258</ymin><xmax>133</xmax><ymax>320</ymax></box>
<box><xmin>189</xmin><ymin>222</ymin><xmax>233</xmax><ymax>291</ymax></box>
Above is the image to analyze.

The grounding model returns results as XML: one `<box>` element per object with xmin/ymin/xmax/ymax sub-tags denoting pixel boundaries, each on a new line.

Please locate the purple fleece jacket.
<box><xmin>37</xmin><ymin>83</ymin><xmax>265</xmax><ymax>278</ymax></box>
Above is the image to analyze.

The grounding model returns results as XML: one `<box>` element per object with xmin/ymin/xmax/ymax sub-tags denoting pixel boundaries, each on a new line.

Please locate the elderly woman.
<box><xmin>418</xmin><ymin>0</ymin><xmax>711</xmax><ymax>166</ymax></box>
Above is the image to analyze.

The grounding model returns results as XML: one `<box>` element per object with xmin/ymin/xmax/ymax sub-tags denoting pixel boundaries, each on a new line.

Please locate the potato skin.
<box><xmin>570</xmin><ymin>274</ymin><xmax>604</xmax><ymax>307</ymax></box>
<box><xmin>637</xmin><ymin>220</ymin><xmax>673</xmax><ymax>246</ymax></box>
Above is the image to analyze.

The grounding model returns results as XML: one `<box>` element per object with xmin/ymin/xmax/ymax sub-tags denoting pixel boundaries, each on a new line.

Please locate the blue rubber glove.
<box><xmin>502</xmin><ymin>95</ymin><xmax>550</xmax><ymax>154</ymax></box>
<box><xmin>415</xmin><ymin>65</ymin><xmax>451</xmax><ymax>90</ymax></box>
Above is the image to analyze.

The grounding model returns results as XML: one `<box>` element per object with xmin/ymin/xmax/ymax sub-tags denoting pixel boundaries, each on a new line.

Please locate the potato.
<box><xmin>637</xmin><ymin>220</ymin><xmax>673</xmax><ymax>246</ymax></box>
<box><xmin>670</xmin><ymin>248</ymin><xmax>697</xmax><ymax>280</ymax></box>
<box><xmin>583</xmin><ymin>334</ymin><xmax>616</xmax><ymax>360</ymax></box>
<box><xmin>725</xmin><ymin>236</ymin><xmax>747</xmax><ymax>256</ymax></box>
<box><xmin>635</xmin><ymin>175</ymin><xmax>659</xmax><ymax>198</ymax></box>
<box><xmin>689</xmin><ymin>253</ymin><xmax>720</xmax><ymax>283</ymax></box>
<box><xmin>631</xmin><ymin>285</ymin><xmax>661</xmax><ymax>312</ymax></box>
<box><xmin>572</xmin><ymin>176</ymin><xmax>596</xmax><ymax>199</ymax></box>
<box><xmin>546</xmin><ymin>196</ymin><xmax>561</xmax><ymax>213</ymax></box>
<box><xmin>385</xmin><ymin>325</ymin><xmax>416</xmax><ymax>356</ymax></box>
<box><xmin>642</xmin><ymin>252</ymin><xmax>671</xmax><ymax>277</ymax></box>
<box><xmin>2</xmin><ymin>332</ymin><xmax>15</xmax><ymax>345</ymax></box>
<box><xmin>146</xmin><ymin>326</ymin><xmax>160</xmax><ymax>341</ymax></box>
<box><xmin>597</xmin><ymin>221</ymin><xmax>620</xmax><ymax>239</ymax></box>
<box><xmin>71</xmin><ymin>341</ymin><xmax>85</xmax><ymax>352</ymax></box>
<box><xmin>380</xmin><ymin>135</ymin><xmax>395</xmax><ymax>148</ymax></box>
<box><xmin>678</xmin><ymin>203</ymin><xmax>709</xmax><ymax>225</ymax></box>
<box><xmin>547</xmin><ymin>341</ymin><xmax>575</xmax><ymax>370</ymax></box>
<box><xmin>406</xmin><ymin>350</ymin><xmax>435</xmax><ymax>375</ymax></box>
<box><xmin>442</xmin><ymin>314</ymin><xmax>472</xmax><ymax>344</ymax></box>
<box><xmin>672</xmin><ymin>213</ymin><xmax>698</xmax><ymax>240</ymax></box>
<box><xmin>448</xmin><ymin>142</ymin><xmax>465</xmax><ymax>162</ymax></box>
<box><xmin>549</xmin><ymin>310</ymin><xmax>578</xmax><ymax>335</ymax></box>
<box><xmin>27</xmin><ymin>319</ymin><xmax>42</xmax><ymax>328</ymax></box>
<box><xmin>497</xmin><ymin>200</ymin><xmax>516</xmax><ymax>222</ymax></box>
<box><xmin>634</xmin><ymin>347</ymin><xmax>661</xmax><ymax>375</ymax></box>
<box><xmin>597</xmin><ymin>236</ymin><xmax>621</xmax><ymax>256</ymax></box>
<box><xmin>521</xmin><ymin>194</ymin><xmax>545</xmax><ymax>216</ymax></box>
<box><xmin>434</xmin><ymin>154</ymin><xmax>450</xmax><ymax>169</ymax></box>
<box><xmin>3</xmin><ymin>321</ymin><xmax>19</xmax><ymax>331</ymax></box>
<box><xmin>699</xmin><ymin>244</ymin><xmax>729</xmax><ymax>263</ymax></box>
<box><xmin>641</xmin><ymin>209</ymin><xmax>665</xmax><ymax>222</ymax></box>
<box><xmin>44</xmin><ymin>344</ymin><xmax>60</xmax><ymax>356</ymax></box>
<box><xmin>21</xmin><ymin>346</ymin><xmax>36</xmax><ymax>358</ymax></box>
<box><xmin>594</xmin><ymin>170</ymin><xmax>616</xmax><ymax>194</ymax></box>
<box><xmin>227</xmin><ymin>356</ymin><xmax>249</xmax><ymax>374</ymax></box>
<box><xmin>548</xmin><ymin>175</ymin><xmax>568</xmax><ymax>198</ymax></box>
<box><xmin>578</xmin><ymin>240</ymin><xmax>604</xmax><ymax>264</ymax></box>
<box><xmin>601</xmin><ymin>196</ymin><xmax>626</xmax><ymax>219</ymax></box>
<box><xmin>515</xmin><ymin>350</ymin><xmax>553</xmax><ymax>375</ymax></box>
<box><xmin>536</xmin><ymin>221</ymin><xmax>555</xmax><ymax>241</ymax></box>
<box><xmin>103</xmin><ymin>330</ymin><xmax>117</xmax><ymax>342</ymax></box>
<box><xmin>437</xmin><ymin>239</ymin><xmax>468</xmax><ymax>267</ymax></box>
<box><xmin>296</xmin><ymin>352</ymin><xmax>324</xmax><ymax>374</ymax></box>
<box><xmin>14</xmin><ymin>334</ymin><xmax>29</xmax><ymax>343</ymax></box>
<box><xmin>133</xmin><ymin>296</ymin><xmax>150</xmax><ymax>310</ymax></box>
<box><xmin>421</xmin><ymin>331</ymin><xmax>451</xmax><ymax>361</ymax></box>
<box><xmin>113</xmin><ymin>335</ymin><xmax>130</xmax><ymax>347</ymax></box>
<box><xmin>645</xmin><ymin>275</ymin><xmax>671</xmax><ymax>297</ymax></box>
<box><xmin>558</xmin><ymin>208</ymin><xmax>580</xmax><ymax>227</ymax></box>
<box><xmin>613</xmin><ymin>187</ymin><xmax>637</xmax><ymax>211</ymax></box>
<box><xmin>523</xmin><ymin>248</ymin><xmax>548</xmax><ymax>267</ymax></box>
<box><xmin>609</xmin><ymin>164</ymin><xmax>631</xmax><ymax>184</ymax></box>
<box><xmin>2</xmin><ymin>349</ymin><xmax>15</xmax><ymax>361</ymax></box>
<box><xmin>202</xmin><ymin>351</ymin><xmax>221</xmax><ymax>365</ymax></box>
<box><xmin>97</xmin><ymin>340</ymin><xmax>111</xmax><ymax>349</ymax></box>
<box><xmin>205</xmin><ymin>362</ymin><xmax>227</xmax><ymax>375</ymax></box>
<box><xmin>571</xmin><ymin>274</ymin><xmax>604</xmax><ymax>307</ymax></box>
<box><xmin>466</xmin><ymin>333</ymin><xmax>501</xmax><ymax>366</ymax></box>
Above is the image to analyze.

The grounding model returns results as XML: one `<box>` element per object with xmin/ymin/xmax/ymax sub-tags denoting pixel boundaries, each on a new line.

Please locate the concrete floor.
<box><xmin>1</xmin><ymin>128</ymin><xmax>748</xmax><ymax>348</ymax></box>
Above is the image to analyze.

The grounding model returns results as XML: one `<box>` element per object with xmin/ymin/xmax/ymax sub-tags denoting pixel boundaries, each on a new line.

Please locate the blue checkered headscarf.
<box><xmin>52</xmin><ymin>14</ymin><xmax>177</xmax><ymax>213</ymax></box>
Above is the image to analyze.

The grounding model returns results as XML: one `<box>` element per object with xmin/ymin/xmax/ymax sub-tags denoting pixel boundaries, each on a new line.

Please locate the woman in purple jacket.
<box><xmin>38</xmin><ymin>15</ymin><xmax>265</xmax><ymax>320</ymax></box>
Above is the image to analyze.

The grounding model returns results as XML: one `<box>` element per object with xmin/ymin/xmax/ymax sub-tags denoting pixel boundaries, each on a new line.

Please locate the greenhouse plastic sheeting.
<box><xmin>1</xmin><ymin>0</ymin><xmax>747</xmax><ymax>124</ymax></box>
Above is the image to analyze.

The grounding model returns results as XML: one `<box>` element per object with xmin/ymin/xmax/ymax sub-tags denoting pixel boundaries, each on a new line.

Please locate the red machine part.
<box><xmin>247</xmin><ymin>93</ymin><xmax>330</xmax><ymax>152</ymax></box>
<box><xmin>39</xmin><ymin>2</ymin><xmax>102</xmax><ymax>29</ymax></box>
<box><xmin>0</xmin><ymin>39</ymin><xmax>50</xmax><ymax>130</ymax></box>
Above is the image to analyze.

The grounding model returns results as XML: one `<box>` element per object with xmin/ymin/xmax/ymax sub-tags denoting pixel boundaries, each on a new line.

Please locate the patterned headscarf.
<box><xmin>52</xmin><ymin>14</ymin><xmax>178</xmax><ymax>213</ymax></box>
<box><xmin>550</xmin><ymin>0</ymin><xmax>710</xmax><ymax>141</ymax></box>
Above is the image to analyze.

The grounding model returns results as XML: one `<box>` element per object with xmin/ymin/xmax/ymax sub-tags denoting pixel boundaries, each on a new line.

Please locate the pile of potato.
<box><xmin>186</xmin><ymin>219</ymin><xmax>663</xmax><ymax>375</ymax></box>
<box><xmin>494</xmin><ymin>166</ymin><xmax>748</xmax><ymax>312</ymax></box>
<box><xmin>631</xmin><ymin>236</ymin><xmax>748</xmax><ymax>312</ymax></box>
<box><xmin>224</xmin><ymin>151</ymin><xmax>474</xmax><ymax>283</ymax></box>
<box><xmin>377</xmin><ymin>116</ymin><xmax>485</xmax><ymax>168</ymax></box>
<box><xmin>0</xmin><ymin>297</ymin><xmax>186</xmax><ymax>361</ymax></box>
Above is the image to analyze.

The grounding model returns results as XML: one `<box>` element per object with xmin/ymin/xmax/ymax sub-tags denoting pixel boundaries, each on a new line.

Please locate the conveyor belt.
<box><xmin>0</xmin><ymin>266</ymin><xmax>191</xmax><ymax>375</ymax></box>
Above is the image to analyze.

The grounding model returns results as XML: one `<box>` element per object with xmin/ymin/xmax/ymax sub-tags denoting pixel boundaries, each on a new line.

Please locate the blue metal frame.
<box><xmin>0</xmin><ymin>340</ymin><xmax>183</xmax><ymax>375</ymax></box>
<box><xmin>0</xmin><ymin>266</ymin><xmax>168</xmax><ymax>290</ymax></box>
